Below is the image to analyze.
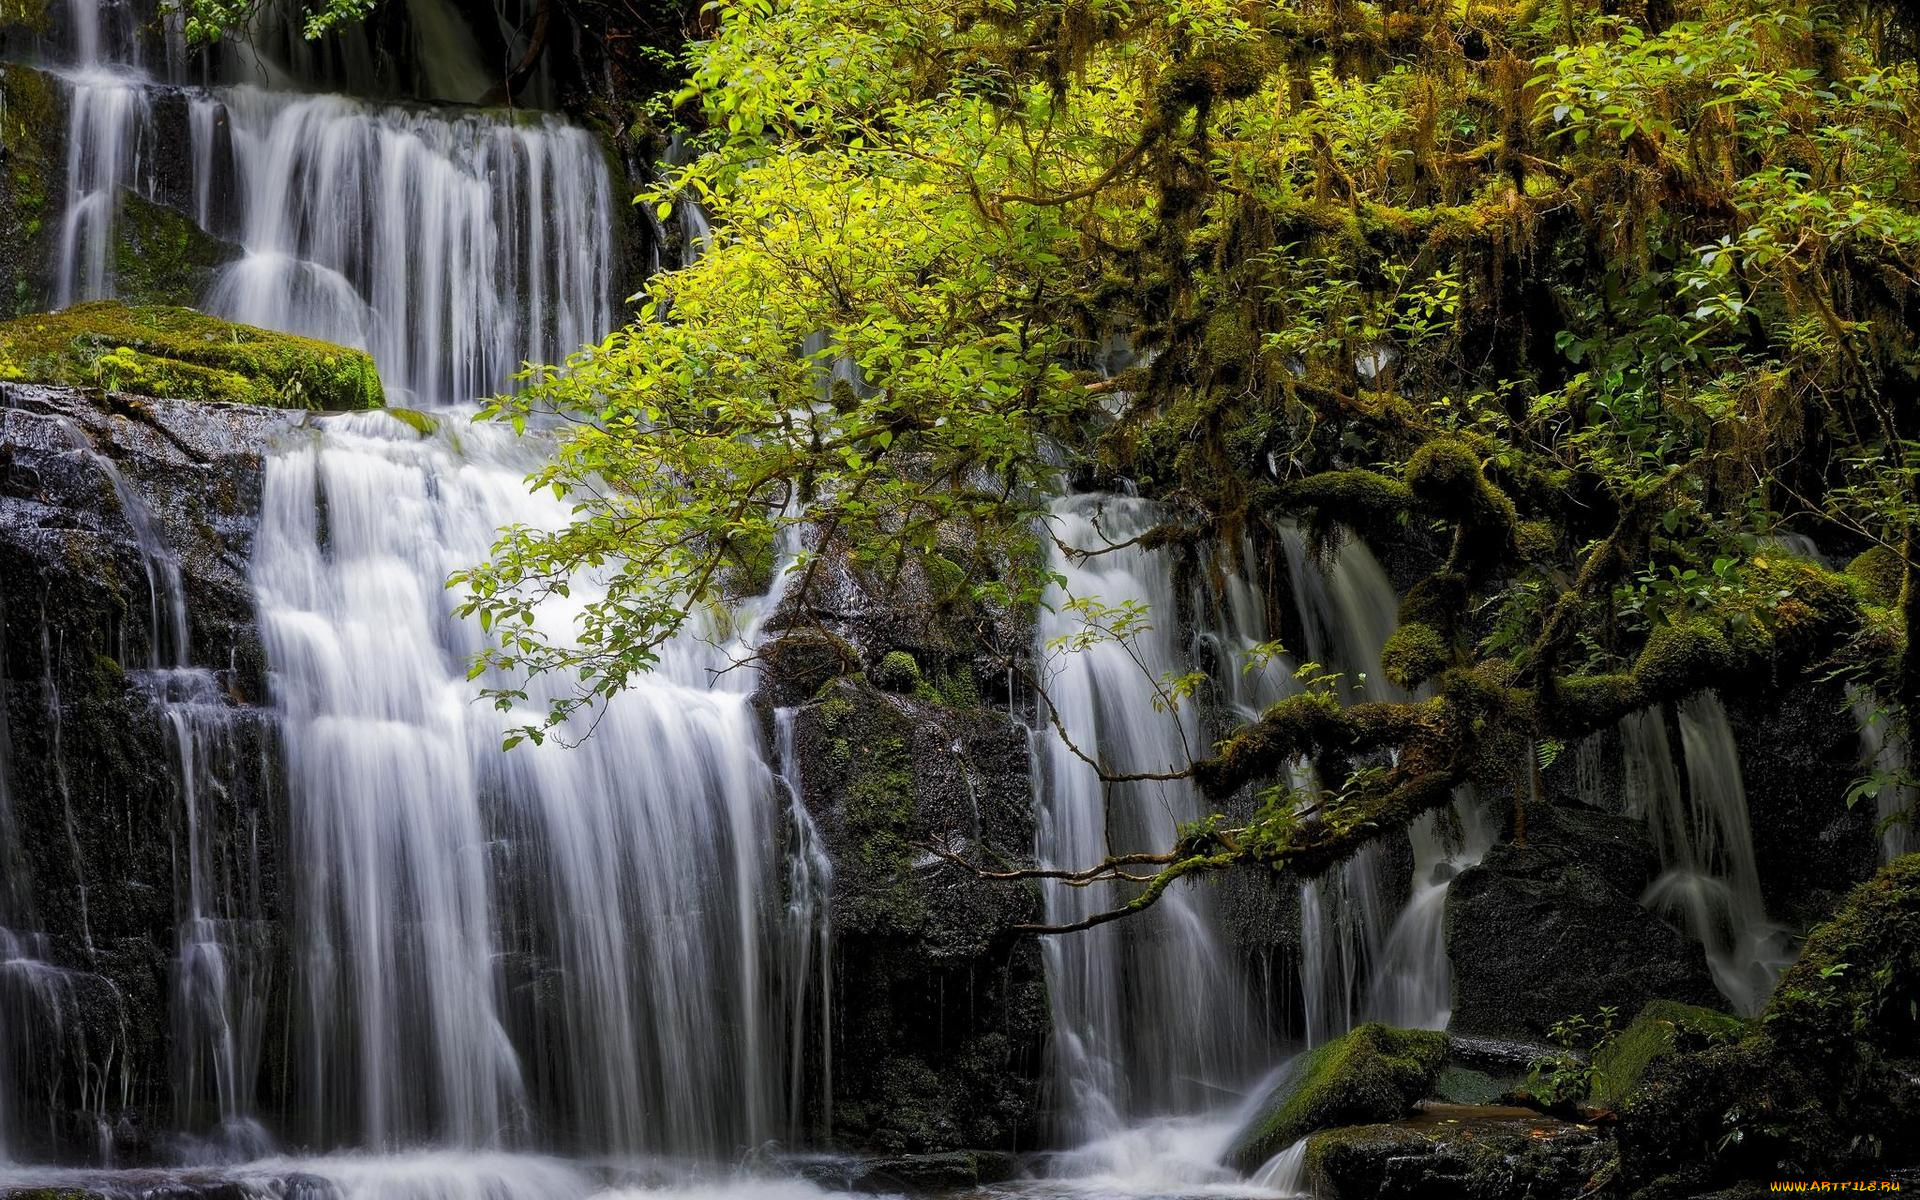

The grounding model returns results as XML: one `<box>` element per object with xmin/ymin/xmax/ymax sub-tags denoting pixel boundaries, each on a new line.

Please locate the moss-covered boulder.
<box><xmin>1614</xmin><ymin>854</ymin><xmax>1920</xmax><ymax>1195</ymax></box>
<box><xmin>112</xmin><ymin>191</ymin><xmax>242</xmax><ymax>307</ymax></box>
<box><xmin>1226</xmin><ymin>1023</ymin><xmax>1450</xmax><ymax>1171</ymax></box>
<box><xmin>1589</xmin><ymin>999</ymin><xmax>1747</xmax><ymax>1108</ymax></box>
<box><xmin>0</xmin><ymin>301</ymin><xmax>384</xmax><ymax>409</ymax></box>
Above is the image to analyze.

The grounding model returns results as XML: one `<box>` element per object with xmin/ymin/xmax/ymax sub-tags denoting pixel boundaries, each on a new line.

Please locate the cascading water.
<box><xmin>1853</xmin><ymin>690</ymin><xmax>1915</xmax><ymax>862</ymax></box>
<box><xmin>1619</xmin><ymin>696</ymin><xmax>1792</xmax><ymax>1014</ymax></box>
<box><xmin>1274</xmin><ymin>526</ymin><xmax>1490</xmax><ymax>1042</ymax></box>
<box><xmin>1032</xmin><ymin>493</ymin><xmax>1266</xmax><ymax>1143</ymax></box>
<box><xmin>1030</xmin><ymin>503</ymin><xmax>1480</xmax><ymax>1192</ymax></box>
<box><xmin>253</xmin><ymin>413</ymin><xmax>792</xmax><ymax>1157</ymax></box>
<box><xmin>12</xmin><ymin>0</ymin><xmax>831</xmax><ymax>1179</ymax></box>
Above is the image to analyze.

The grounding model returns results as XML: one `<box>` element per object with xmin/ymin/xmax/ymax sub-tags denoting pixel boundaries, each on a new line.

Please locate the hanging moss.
<box><xmin>0</xmin><ymin>301</ymin><xmax>385</xmax><ymax>409</ymax></box>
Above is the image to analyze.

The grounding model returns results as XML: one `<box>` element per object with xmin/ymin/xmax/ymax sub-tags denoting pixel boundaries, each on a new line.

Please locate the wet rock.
<box><xmin>111</xmin><ymin>192</ymin><xmax>243</xmax><ymax>309</ymax></box>
<box><xmin>1303</xmin><ymin>1105</ymin><xmax>1608</xmax><ymax>1200</ymax></box>
<box><xmin>0</xmin><ymin>381</ymin><xmax>289</xmax><ymax>1162</ymax></box>
<box><xmin>1724</xmin><ymin>684</ymin><xmax>1881</xmax><ymax>929</ymax></box>
<box><xmin>779</xmin><ymin>674</ymin><xmax>1048</xmax><ymax>1154</ymax></box>
<box><xmin>1226</xmin><ymin>1023</ymin><xmax>1450</xmax><ymax>1172</ymax></box>
<box><xmin>800</xmin><ymin>1150</ymin><xmax>1021</xmax><ymax>1193</ymax></box>
<box><xmin>1447</xmin><ymin>802</ymin><xmax>1721</xmax><ymax>1041</ymax></box>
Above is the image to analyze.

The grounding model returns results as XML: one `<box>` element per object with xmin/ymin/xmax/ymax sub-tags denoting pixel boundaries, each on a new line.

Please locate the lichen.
<box><xmin>0</xmin><ymin>301</ymin><xmax>385</xmax><ymax>409</ymax></box>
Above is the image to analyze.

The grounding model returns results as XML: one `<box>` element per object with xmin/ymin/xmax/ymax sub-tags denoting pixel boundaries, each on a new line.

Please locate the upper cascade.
<box><xmin>31</xmin><ymin>0</ymin><xmax>613</xmax><ymax>409</ymax></box>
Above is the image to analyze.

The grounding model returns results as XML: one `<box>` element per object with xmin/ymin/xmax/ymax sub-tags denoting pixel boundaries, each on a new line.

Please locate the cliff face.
<box><xmin>0</xmin><ymin>380</ymin><xmax>287</xmax><ymax>1161</ymax></box>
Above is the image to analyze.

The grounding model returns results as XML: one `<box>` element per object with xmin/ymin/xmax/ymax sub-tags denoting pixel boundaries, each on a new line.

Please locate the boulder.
<box><xmin>1226</xmin><ymin>1023</ymin><xmax>1450</xmax><ymax>1172</ymax></box>
<box><xmin>781</xmin><ymin>674</ymin><xmax>1048</xmax><ymax>1154</ymax></box>
<box><xmin>1589</xmin><ymin>999</ymin><xmax>1747</xmax><ymax>1108</ymax></box>
<box><xmin>1447</xmin><ymin>802</ymin><xmax>1722</xmax><ymax>1040</ymax></box>
<box><xmin>1303</xmin><ymin>1107</ymin><xmax>1608</xmax><ymax>1200</ymax></box>
<box><xmin>0</xmin><ymin>302</ymin><xmax>384</xmax><ymax>410</ymax></box>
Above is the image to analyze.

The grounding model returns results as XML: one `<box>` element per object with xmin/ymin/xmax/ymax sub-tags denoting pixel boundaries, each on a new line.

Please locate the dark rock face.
<box><xmin>1304</xmin><ymin>1107</ymin><xmax>1608</xmax><ymax>1200</ymax></box>
<box><xmin>1446</xmin><ymin>802</ymin><xmax>1721</xmax><ymax>1040</ymax></box>
<box><xmin>769</xmin><ymin>657</ymin><xmax>1048</xmax><ymax>1155</ymax></box>
<box><xmin>1725</xmin><ymin>684</ymin><xmax>1881</xmax><ymax>930</ymax></box>
<box><xmin>0</xmin><ymin>381</ymin><xmax>288</xmax><ymax>1162</ymax></box>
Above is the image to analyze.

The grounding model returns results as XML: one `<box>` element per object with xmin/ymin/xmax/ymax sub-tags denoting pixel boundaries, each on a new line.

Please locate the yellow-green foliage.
<box><xmin>0</xmin><ymin>302</ymin><xmax>384</xmax><ymax>409</ymax></box>
<box><xmin>1225</xmin><ymin>1023</ymin><xmax>1449</xmax><ymax>1171</ymax></box>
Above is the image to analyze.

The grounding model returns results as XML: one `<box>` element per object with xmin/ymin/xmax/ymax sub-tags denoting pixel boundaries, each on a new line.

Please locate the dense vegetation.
<box><xmin>460</xmin><ymin>0</ymin><xmax>1920</xmax><ymax>924</ymax></box>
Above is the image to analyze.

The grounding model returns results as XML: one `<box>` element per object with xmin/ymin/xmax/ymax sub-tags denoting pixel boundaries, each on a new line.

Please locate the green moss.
<box><xmin>1380</xmin><ymin>622</ymin><xmax>1449</xmax><ymax>690</ymax></box>
<box><xmin>1515</xmin><ymin>520</ymin><xmax>1558</xmax><ymax>559</ymax></box>
<box><xmin>112</xmin><ymin>193</ymin><xmax>237</xmax><ymax>307</ymax></box>
<box><xmin>0</xmin><ymin>302</ymin><xmax>385</xmax><ymax>409</ymax></box>
<box><xmin>1544</xmin><ymin>671</ymin><xmax>1643</xmax><ymax>732</ymax></box>
<box><xmin>0</xmin><ymin>0</ymin><xmax>51</xmax><ymax>31</ymax></box>
<box><xmin>1590</xmin><ymin>1000</ymin><xmax>1746</xmax><ymax>1108</ymax></box>
<box><xmin>1283</xmin><ymin>469</ymin><xmax>1414</xmax><ymax>522</ymax></box>
<box><xmin>1632</xmin><ymin>619</ymin><xmax>1732</xmax><ymax>700</ymax></box>
<box><xmin>872</xmin><ymin>650</ymin><xmax>924</xmax><ymax>693</ymax></box>
<box><xmin>1845</xmin><ymin>545</ymin><xmax>1904</xmax><ymax>607</ymax></box>
<box><xmin>385</xmin><ymin>407</ymin><xmax>440</xmax><ymax>437</ymax></box>
<box><xmin>0</xmin><ymin>65</ymin><xmax>60</xmax><ymax>313</ymax></box>
<box><xmin>1432</xmin><ymin>1064</ymin><xmax>1504</xmax><ymax>1105</ymax></box>
<box><xmin>1404</xmin><ymin>439</ymin><xmax>1484</xmax><ymax>511</ymax></box>
<box><xmin>1225</xmin><ymin>1023</ymin><xmax>1450</xmax><ymax>1170</ymax></box>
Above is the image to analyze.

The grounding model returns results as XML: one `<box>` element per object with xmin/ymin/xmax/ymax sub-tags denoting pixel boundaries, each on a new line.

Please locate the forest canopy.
<box><xmin>456</xmin><ymin>0</ymin><xmax>1920</xmax><ymax>925</ymax></box>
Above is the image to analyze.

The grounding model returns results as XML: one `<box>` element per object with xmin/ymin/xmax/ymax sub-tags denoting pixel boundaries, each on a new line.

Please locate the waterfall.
<box><xmin>1032</xmin><ymin>493</ymin><xmax>1264</xmax><ymax>1141</ymax></box>
<box><xmin>774</xmin><ymin>709</ymin><xmax>834</xmax><ymax>1145</ymax></box>
<box><xmin>251</xmin><ymin>413</ymin><xmax>791</xmax><ymax>1155</ymax></box>
<box><xmin>1276</xmin><ymin>526</ymin><xmax>1490</xmax><ymax>1042</ymax></box>
<box><xmin>1619</xmin><ymin>696</ymin><xmax>1792</xmax><ymax>1014</ymax></box>
<box><xmin>205</xmin><ymin>86</ymin><xmax>613</xmax><ymax>406</ymax></box>
<box><xmin>1852</xmin><ymin>690</ymin><xmax>1915</xmax><ymax>862</ymax></box>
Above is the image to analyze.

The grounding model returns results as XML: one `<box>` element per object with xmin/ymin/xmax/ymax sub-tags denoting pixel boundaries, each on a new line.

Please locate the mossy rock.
<box><xmin>0</xmin><ymin>301</ymin><xmax>384</xmax><ymax>409</ymax></box>
<box><xmin>112</xmin><ymin>191</ymin><xmax>240</xmax><ymax>307</ymax></box>
<box><xmin>1226</xmin><ymin>1023</ymin><xmax>1450</xmax><ymax>1171</ymax></box>
<box><xmin>0</xmin><ymin>64</ymin><xmax>62</xmax><ymax>314</ymax></box>
<box><xmin>871</xmin><ymin>649</ymin><xmax>924</xmax><ymax>693</ymax></box>
<box><xmin>1846</xmin><ymin>545</ymin><xmax>1904</xmax><ymax>607</ymax></box>
<box><xmin>1590</xmin><ymin>1000</ymin><xmax>1747</xmax><ymax>1108</ymax></box>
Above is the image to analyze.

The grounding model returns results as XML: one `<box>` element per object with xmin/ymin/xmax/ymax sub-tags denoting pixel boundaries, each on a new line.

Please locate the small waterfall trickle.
<box><xmin>1620</xmin><ymin>695</ymin><xmax>1792</xmax><ymax>1014</ymax></box>
<box><xmin>774</xmin><ymin>707</ymin><xmax>835</xmax><ymax>1146</ymax></box>
<box><xmin>1853</xmin><ymin>691</ymin><xmax>1915</xmax><ymax>862</ymax></box>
